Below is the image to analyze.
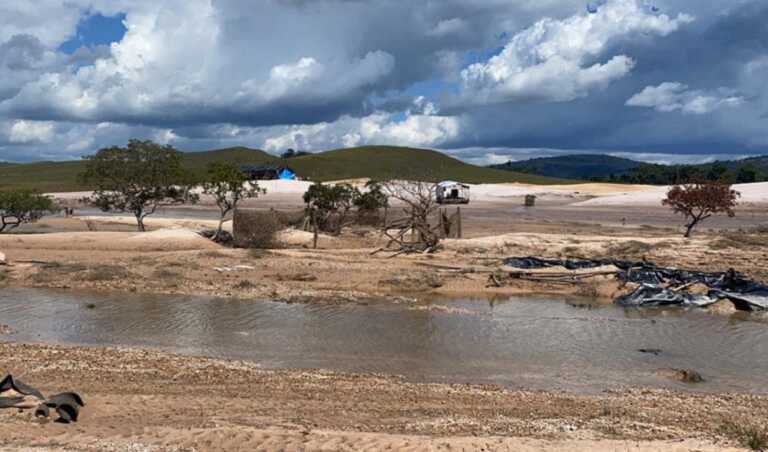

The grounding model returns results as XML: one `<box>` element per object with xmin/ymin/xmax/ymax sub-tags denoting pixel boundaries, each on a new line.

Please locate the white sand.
<box><xmin>575</xmin><ymin>182</ymin><xmax>768</xmax><ymax>207</ymax></box>
<box><xmin>275</xmin><ymin>228</ymin><xmax>335</xmax><ymax>247</ymax></box>
<box><xmin>0</xmin><ymin>228</ymin><xmax>220</xmax><ymax>251</ymax></box>
<box><xmin>468</xmin><ymin>182</ymin><xmax>652</xmax><ymax>201</ymax></box>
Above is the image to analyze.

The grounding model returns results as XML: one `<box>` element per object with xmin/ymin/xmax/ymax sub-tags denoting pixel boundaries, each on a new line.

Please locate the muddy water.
<box><xmin>1</xmin><ymin>288</ymin><xmax>767</xmax><ymax>394</ymax></box>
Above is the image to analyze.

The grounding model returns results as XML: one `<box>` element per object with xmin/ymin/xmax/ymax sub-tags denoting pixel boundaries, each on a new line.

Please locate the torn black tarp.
<box><xmin>503</xmin><ymin>257</ymin><xmax>768</xmax><ymax>311</ymax></box>
<box><xmin>615</xmin><ymin>284</ymin><xmax>718</xmax><ymax>308</ymax></box>
<box><xmin>0</xmin><ymin>375</ymin><xmax>85</xmax><ymax>423</ymax></box>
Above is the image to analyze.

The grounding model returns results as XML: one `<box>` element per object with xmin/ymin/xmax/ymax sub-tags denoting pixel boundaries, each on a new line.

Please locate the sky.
<box><xmin>0</xmin><ymin>0</ymin><xmax>765</xmax><ymax>164</ymax></box>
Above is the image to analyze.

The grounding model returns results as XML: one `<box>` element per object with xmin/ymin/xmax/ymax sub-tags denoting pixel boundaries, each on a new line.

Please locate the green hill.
<box><xmin>492</xmin><ymin>154</ymin><xmax>642</xmax><ymax>180</ymax></box>
<box><xmin>492</xmin><ymin>154</ymin><xmax>768</xmax><ymax>185</ymax></box>
<box><xmin>0</xmin><ymin>147</ymin><xmax>276</xmax><ymax>192</ymax></box>
<box><xmin>0</xmin><ymin>145</ymin><xmax>568</xmax><ymax>193</ymax></box>
<box><xmin>285</xmin><ymin>146</ymin><xmax>566</xmax><ymax>184</ymax></box>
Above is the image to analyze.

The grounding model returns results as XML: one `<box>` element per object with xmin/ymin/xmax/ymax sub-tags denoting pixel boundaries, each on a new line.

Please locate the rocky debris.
<box><xmin>0</xmin><ymin>324</ymin><xmax>14</xmax><ymax>335</ymax></box>
<box><xmin>657</xmin><ymin>368</ymin><xmax>705</xmax><ymax>384</ymax></box>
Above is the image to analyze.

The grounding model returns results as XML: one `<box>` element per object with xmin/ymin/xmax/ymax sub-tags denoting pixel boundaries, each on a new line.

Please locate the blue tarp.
<box><xmin>278</xmin><ymin>168</ymin><xmax>296</xmax><ymax>180</ymax></box>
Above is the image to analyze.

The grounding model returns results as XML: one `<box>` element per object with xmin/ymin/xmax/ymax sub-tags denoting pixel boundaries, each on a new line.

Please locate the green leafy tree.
<box><xmin>303</xmin><ymin>182</ymin><xmax>357</xmax><ymax>235</ymax></box>
<box><xmin>0</xmin><ymin>189</ymin><xmax>54</xmax><ymax>233</ymax></box>
<box><xmin>202</xmin><ymin>162</ymin><xmax>264</xmax><ymax>241</ymax></box>
<box><xmin>353</xmin><ymin>181</ymin><xmax>389</xmax><ymax>211</ymax></box>
<box><xmin>80</xmin><ymin>140</ymin><xmax>197</xmax><ymax>232</ymax></box>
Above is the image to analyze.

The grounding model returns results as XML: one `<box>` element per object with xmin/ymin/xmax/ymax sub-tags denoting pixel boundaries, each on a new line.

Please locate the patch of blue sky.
<box><xmin>58</xmin><ymin>13</ymin><xmax>127</xmax><ymax>54</ymax></box>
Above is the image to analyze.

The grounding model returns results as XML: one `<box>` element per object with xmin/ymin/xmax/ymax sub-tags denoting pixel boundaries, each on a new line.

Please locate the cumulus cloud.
<box><xmin>8</xmin><ymin>120</ymin><xmax>55</xmax><ymax>143</ymax></box>
<box><xmin>626</xmin><ymin>82</ymin><xmax>745</xmax><ymax>114</ymax></box>
<box><xmin>262</xmin><ymin>97</ymin><xmax>460</xmax><ymax>153</ymax></box>
<box><xmin>459</xmin><ymin>0</ymin><xmax>693</xmax><ymax>104</ymax></box>
<box><xmin>0</xmin><ymin>0</ymin><xmax>765</xmax><ymax>162</ymax></box>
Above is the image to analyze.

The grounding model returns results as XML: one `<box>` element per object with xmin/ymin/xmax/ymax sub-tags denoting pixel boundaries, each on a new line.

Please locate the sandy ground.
<box><xmin>2</xmin><ymin>181</ymin><xmax>768</xmax><ymax>450</ymax></box>
<box><xmin>2</xmin><ymin>215</ymin><xmax>766</xmax><ymax>305</ymax></box>
<box><xmin>576</xmin><ymin>182</ymin><xmax>768</xmax><ymax>207</ymax></box>
<box><xmin>0</xmin><ymin>342</ymin><xmax>762</xmax><ymax>452</ymax></box>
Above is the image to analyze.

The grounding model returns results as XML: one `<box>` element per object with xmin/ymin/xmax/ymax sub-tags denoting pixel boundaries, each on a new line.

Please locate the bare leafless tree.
<box><xmin>375</xmin><ymin>180</ymin><xmax>441</xmax><ymax>255</ymax></box>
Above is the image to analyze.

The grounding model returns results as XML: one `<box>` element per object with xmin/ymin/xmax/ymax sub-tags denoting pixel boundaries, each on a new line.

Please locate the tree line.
<box><xmin>591</xmin><ymin>161</ymin><xmax>767</xmax><ymax>185</ymax></box>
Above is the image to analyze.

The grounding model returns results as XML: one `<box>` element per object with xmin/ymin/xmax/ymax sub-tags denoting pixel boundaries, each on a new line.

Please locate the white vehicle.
<box><xmin>436</xmin><ymin>181</ymin><xmax>470</xmax><ymax>205</ymax></box>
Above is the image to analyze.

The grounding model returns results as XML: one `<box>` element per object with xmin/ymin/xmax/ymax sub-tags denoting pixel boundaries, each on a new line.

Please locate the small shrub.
<box><xmin>234</xmin><ymin>280</ymin><xmax>257</xmax><ymax>290</ymax></box>
<box><xmin>233</xmin><ymin>209</ymin><xmax>289</xmax><ymax>249</ymax></box>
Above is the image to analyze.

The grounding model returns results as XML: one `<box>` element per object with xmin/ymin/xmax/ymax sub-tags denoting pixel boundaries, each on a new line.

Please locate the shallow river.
<box><xmin>1</xmin><ymin>288</ymin><xmax>767</xmax><ymax>394</ymax></box>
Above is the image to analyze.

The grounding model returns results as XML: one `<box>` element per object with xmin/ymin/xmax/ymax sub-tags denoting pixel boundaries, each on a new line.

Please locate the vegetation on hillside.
<box><xmin>493</xmin><ymin>154</ymin><xmax>768</xmax><ymax>185</ymax></box>
<box><xmin>0</xmin><ymin>145</ymin><xmax>566</xmax><ymax>192</ymax></box>
<box><xmin>285</xmin><ymin>146</ymin><xmax>566</xmax><ymax>184</ymax></box>
<box><xmin>492</xmin><ymin>154</ymin><xmax>642</xmax><ymax>180</ymax></box>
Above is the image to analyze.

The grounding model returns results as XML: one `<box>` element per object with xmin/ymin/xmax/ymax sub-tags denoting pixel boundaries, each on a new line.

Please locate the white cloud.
<box><xmin>445</xmin><ymin>146</ymin><xmax>759</xmax><ymax>166</ymax></box>
<box><xmin>459</xmin><ymin>0</ymin><xmax>693</xmax><ymax>104</ymax></box>
<box><xmin>8</xmin><ymin>120</ymin><xmax>54</xmax><ymax>143</ymax></box>
<box><xmin>263</xmin><ymin>97</ymin><xmax>460</xmax><ymax>152</ymax></box>
<box><xmin>428</xmin><ymin>18</ymin><xmax>468</xmax><ymax>37</ymax></box>
<box><xmin>626</xmin><ymin>82</ymin><xmax>745</xmax><ymax>114</ymax></box>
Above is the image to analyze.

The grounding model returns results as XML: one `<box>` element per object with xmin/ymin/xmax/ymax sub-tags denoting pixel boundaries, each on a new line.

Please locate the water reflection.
<box><xmin>1</xmin><ymin>288</ymin><xmax>766</xmax><ymax>394</ymax></box>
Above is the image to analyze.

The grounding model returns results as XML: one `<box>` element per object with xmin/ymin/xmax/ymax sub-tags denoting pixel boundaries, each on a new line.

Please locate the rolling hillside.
<box><xmin>492</xmin><ymin>154</ymin><xmax>768</xmax><ymax>184</ymax></box>
<box><xmin>285</xmin><ymin>146</ymin><xmax>566</xmax><ymax>184</ymax></box>
<box><xmin>0</xmin><ymin>147</ymin><xmax>277</xmax><ymax>193</ymax></box>
<box><xmin>491</xmin><ymin>154</ymin><xmax>642</xmax><ymax>180</ymax></box>
<box><xmin>0</xmin><ymin>145</ymin><xmax>567</xmax><ymax>192</ymax></box>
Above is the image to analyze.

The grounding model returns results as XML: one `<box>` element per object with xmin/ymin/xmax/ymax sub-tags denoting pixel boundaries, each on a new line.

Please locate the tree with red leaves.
<box><xmin>662</xmin><ymin>181</ymin><xmax>740</xmax><ymax>238</ymax></box>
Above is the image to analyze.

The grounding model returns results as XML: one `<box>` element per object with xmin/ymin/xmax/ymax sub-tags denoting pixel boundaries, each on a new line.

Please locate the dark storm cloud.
<box><xmin>439</xmin><ymin>1</ymin><xmax>768</xmax><ymax>158</ymax></box>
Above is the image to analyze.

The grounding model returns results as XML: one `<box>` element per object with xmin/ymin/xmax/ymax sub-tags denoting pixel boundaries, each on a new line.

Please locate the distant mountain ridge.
<box><xmin>0</xmin><ymin>145</ymin><xmax>569</xmax><ymax>193</ymax></box>
<box><xmin>491</xmin><ymin>154</ymin><xmax>768</xmax><ymax>185</ymax></box>
<box><xmin>491</xmin><ymin>154</ymin><xmax>642</xmax><ymax>180</ymax></box>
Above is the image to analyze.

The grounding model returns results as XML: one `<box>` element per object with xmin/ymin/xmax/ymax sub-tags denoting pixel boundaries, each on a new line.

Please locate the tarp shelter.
<box><xmin>241</xmin><ymin>165</ymin><xmax>296</xmax><ymax>181</ymax></box>
<box><xmin>278</xmin><ymin>168</ymin><xmax>296</xmax><ymax>180</ymax></box>
<box><xmin>437</xmin><ymin>181</ymin><xmax>470</xmax><ymax>204</ymax></box>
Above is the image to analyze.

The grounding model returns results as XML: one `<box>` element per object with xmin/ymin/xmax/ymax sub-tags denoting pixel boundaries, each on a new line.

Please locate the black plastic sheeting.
<box><xmin>503</xmin><ymin>257</ymin><xmax>768</xmax><ymax>311</ymax></box>
<box><xmin>0</xmin><ymin>375</ymin><xmax>84</xmax><ymax>423</ymax></box>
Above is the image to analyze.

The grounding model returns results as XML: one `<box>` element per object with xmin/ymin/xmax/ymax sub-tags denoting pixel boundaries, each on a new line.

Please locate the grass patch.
<box><xmin>152</xmin><ymin>268</ymin><xmax>182</xmax><ymax>280</ymax></box>
<box><xmin>604</xmin><ymin>240</ymin><xmax>655</xmax><ymax>258</ymax></box>
<box><xmin>710</xmin><ymin>232</ymin><xmax>768</xmax><ymax>251</ymax></box>
<box><xmin>77</xmin><ymin>265</ymin><xmax>132</xmax><ymax>282</ymax></box>
<box><xmin>720</xmin><ymin>421</ymin><xmax>768</xmax><ymax>450</ymax></box>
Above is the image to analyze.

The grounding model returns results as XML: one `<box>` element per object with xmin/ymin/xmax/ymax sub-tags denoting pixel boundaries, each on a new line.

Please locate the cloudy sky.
<box><xmin>0</xmin><ymin>0</ymin><xmax>765</xmax><ymax>164</ymax></box>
